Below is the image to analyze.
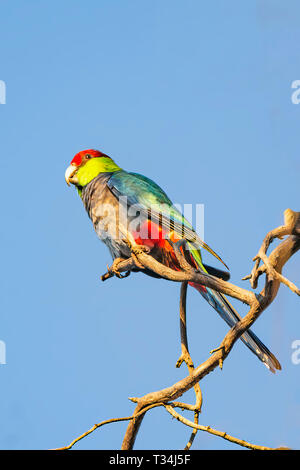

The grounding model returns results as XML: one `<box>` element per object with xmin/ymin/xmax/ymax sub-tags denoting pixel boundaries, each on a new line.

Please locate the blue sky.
<box><xmin>0</xmin><ymin>0</ymin><xmax>299</xmax><ymax>450</ymax></box>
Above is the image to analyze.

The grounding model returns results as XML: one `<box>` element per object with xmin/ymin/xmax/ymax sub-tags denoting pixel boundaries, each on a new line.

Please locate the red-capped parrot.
<box><xmin>65</xmin><ymin>149</ymin><xmax>281</xmax><ymax>373</ymax></box>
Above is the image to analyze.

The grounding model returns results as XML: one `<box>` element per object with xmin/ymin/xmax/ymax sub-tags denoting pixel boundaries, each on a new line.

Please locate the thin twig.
<box><xmin>164</xmin><ymin>405</ymin><xmax>285</xmax><ymax>450</ymax></box>
<box><xmin>121</xmin><ymin>210</ymin><xmax>299</xmax><ymax>449</ymax></box>
<box><xmin>176</xmin><ymin>281</ymin><xmax>202</xmax><ymax>449</ymax></box>
<box><xmin>54</xmin><ymin>403</ymin><xmax>164</xmax><ymax>450</ymax></box>
<box><xmin>59</xmin><ymin>209</ymin><xmax>299</xmax><ymax>451</ymax></box>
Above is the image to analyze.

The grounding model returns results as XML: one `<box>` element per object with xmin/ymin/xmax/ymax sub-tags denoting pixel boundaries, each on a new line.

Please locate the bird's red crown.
<box><xmin>70</xmin><ymin>149</ymin><xmax>108</xmax><ymax>167</ymax></box>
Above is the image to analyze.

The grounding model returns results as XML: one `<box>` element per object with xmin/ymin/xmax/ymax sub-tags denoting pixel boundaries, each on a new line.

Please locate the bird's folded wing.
<box><xmin>107</xmin><ymin>171</ymin><xmax>228</xmax><ymax>269</ymax></box>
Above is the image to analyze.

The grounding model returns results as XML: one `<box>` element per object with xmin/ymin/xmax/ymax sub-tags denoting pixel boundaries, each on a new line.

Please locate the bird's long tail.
<box><xmin>190</xmin><ymin>282</ymin><xmax>281</xmax><ymax>372</ymax></box>
<box><xmin>187</xmin><ymin>249</ymin><xmax>281</xmax><ymax>373</ymax></box>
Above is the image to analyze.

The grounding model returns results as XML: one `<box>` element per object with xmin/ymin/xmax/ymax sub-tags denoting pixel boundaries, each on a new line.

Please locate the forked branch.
<box><xmin>56</xmin><ymin>209</ymin><xmax>299</xmax><ymax>451</ymax></box>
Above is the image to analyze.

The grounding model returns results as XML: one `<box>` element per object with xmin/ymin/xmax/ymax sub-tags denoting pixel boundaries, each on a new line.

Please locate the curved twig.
<box><xmin>54</xmin><ymin>403</ymin><xmax>164</xmax><ymax>450</ymax></box>
<box><xmin>164</xmin><ymin>405</ymin><xmax>287</xmax><ymax>450</ymax></box>
<box><xmin>121</xmin><ymin>210</ymin><xmax>299</xmax><ymax>449</ymax></box>
<box><xmin>176</xmin><ymin>281</ymin><xmax>202</xmax><ymax>449</ymax></box>
<box><xmin>58</xmin><ymin>209</ymin><xmax>299</xmax><ymax>450</ymax></box>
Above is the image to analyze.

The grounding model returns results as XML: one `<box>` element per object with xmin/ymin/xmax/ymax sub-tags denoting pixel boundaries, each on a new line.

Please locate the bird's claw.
<box><xmin>130</xmin><ymin>245</ymin><xmax>151</xmax><ymax>269</ymax></box>
<box><xmin>101</xmin><ymin>258</ymin><xmax>131</xmax><ymax>281</ymax></box>
<box><xmin>131</xmin><ymin>245</ymin><xmax>151</xmax><ymax>255</ymax></box>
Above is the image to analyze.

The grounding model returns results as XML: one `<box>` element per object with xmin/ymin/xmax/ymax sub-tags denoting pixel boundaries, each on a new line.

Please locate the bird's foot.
<box><xmin>131</xmin><ymin>245</ymin><xmax>151</xmax><ymax>269</ymax></box>
<box><xmin>131</xmin><ymin>244</ymin><xmax>151</xmax><ymax>255</ymax></box>
<box><xmin>101</xmin><ymin>258</ymin><xmax>131</xmax><ymax>281</ymax></box>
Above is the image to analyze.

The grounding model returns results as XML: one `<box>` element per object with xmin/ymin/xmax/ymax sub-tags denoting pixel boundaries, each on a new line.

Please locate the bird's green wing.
<box><xmin>107</xmin><ymin>170</ymin><xmax>228</xmax><ymax>269</ymax></box>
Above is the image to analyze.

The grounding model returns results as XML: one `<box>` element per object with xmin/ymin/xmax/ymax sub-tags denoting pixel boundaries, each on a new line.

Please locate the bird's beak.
<box><xmin>65</xmin><ymin>164</ymin><xmax>78</xmax><ymax>186</ymax></box>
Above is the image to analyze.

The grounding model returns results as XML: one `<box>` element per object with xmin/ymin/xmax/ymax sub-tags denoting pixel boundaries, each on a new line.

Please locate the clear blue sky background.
<box><xmin>0</xmin><ymin>0</ymin><xmax>299</xmax><ymax>450</ymax></box>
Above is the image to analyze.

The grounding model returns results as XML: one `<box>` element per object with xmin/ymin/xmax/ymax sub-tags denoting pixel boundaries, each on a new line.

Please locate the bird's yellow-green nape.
<box><xmin>65</xmin><ymin>149</ymin><xmax>122</xmax><ymax>196</ymax></box>
<box><xmin>75</xmin><ymin>156</ymin><xmax>122</xmax><ymax>187</ymax></box>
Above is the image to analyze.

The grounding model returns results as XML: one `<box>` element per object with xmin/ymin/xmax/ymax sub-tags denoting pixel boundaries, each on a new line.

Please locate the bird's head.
<box><xmin>65</xmin><ymin>149</ymin><xmax>121</xmax><ymax>188</ymax></box>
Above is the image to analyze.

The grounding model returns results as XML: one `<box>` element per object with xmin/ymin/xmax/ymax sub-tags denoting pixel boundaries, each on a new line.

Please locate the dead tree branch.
<box><xmin>57</xmin><ymin>208</ymin><xmax>299</xmax><ymax>451</ymax></box>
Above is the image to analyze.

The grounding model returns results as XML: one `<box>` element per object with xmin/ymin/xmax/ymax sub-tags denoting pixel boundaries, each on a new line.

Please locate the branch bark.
<box><xmin>57</xmin><ymin>208</ymin><xmax>299</xmax><ymax>451</ymax></box>
<box><xmin>120</xmin><ymin>209</ymin><xmax>300</xmax><ymax>449</ymax></box>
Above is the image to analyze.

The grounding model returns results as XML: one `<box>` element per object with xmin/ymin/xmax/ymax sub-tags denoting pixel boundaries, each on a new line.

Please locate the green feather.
<box><xmin>76</xmin><ymin>157</ymin><xmax>121</xmax><ymax>189</ymax></box>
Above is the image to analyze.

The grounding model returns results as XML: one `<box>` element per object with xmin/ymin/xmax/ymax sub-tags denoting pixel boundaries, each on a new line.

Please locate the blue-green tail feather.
<box><xmin>189</xmin><ymin>246</ymin><xmax>281</xmax><ymax>373</ymax></box>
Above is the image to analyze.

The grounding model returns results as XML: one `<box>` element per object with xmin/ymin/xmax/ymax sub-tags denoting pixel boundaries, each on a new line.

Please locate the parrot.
<box><xmin>65</xmin><ymin>149</ymin><xmax>281</xmax><ymax>373</ymax></box>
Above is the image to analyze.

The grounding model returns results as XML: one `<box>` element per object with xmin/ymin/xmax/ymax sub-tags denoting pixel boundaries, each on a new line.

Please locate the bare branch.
<box><xmin>176</xmin><ymin>282</ymin><xmax>202</xmax><ymax>449</ymax></box>
<box><xmin>164</xmin><ymin>405</ymin><xmax>287</xmax><ymax>450</ymax></box>
<box><xmin>59</xmin><ymin>209</ymin><xmax>299</xmax><ymax>450</ymax></box>
<box><xmin>246</xmin><ymin>208</ymin><xmax>300</xmax><ymax>291</ymax></box>
<box><xmin>121</xmin><ymin>209</ymin><xmax>299</xmax><ymax>449</ymax></box>
<box><xmin>54</xmin><ymin>403</ymin><xmax>164</xmax><ymax>450</ymax></box>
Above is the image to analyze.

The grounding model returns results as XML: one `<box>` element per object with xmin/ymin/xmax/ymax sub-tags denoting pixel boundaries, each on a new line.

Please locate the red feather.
<box><xmin>71</xmin><ymin>149</ymin><xmax>108</xmax><ymax>167</ymax></box>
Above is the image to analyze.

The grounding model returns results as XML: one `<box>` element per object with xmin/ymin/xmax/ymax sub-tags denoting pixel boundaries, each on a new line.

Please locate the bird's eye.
<box><xmin>85</xmin><ymin>154</ymin><xmax>92</xmax><ymax>159</ymax></box>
